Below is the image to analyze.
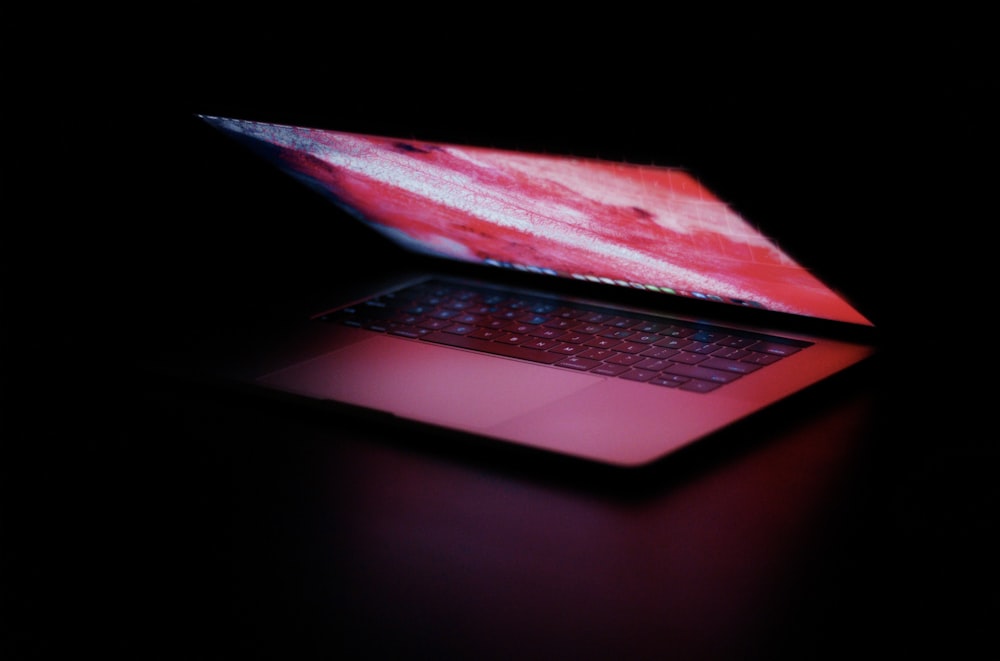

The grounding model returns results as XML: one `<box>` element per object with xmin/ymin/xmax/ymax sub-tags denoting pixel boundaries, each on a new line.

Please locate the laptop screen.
<box><xmin>200</xmin><ymin>115</ymin><xmax>873</xmax><ymax>327</ymax></box>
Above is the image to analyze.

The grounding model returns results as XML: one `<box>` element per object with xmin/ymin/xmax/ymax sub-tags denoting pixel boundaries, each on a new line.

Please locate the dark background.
<box><xmin>5</xmin><ymin>16</ymin><xmax>998</xmax><ymax>659</ymax></box>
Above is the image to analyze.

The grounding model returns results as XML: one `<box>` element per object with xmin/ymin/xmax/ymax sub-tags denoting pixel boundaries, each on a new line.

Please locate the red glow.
<box><xmin>207</xmin><ymin>117</ymin><xmax>872</xmax><ymax>326</ymax></box>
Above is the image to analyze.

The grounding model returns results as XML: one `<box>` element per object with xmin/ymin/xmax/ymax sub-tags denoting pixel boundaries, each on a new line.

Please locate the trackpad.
<box><xmin>256</xmin><ymin>335</ymin><xmax>601</xmax><ymax>428</ymax></box>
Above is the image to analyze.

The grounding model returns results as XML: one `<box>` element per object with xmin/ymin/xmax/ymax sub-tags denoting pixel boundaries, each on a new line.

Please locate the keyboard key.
<box><xmin>748</xmin><ymin>341</ymin><xmax>802</xmax><ymax>357</ymax></box>
<box><xmin>620</xmin><ymin>368</ymin><xmax>658</xmax><ymax>382</ymax></box>
<box><xmin>556</xmin><ymin>356</ymin><xmax>602</xmax><ymax>371</ymax></box>
<box><xmin>700</xmin><ymin>357</ymin><xmax>763</xmax><ymax>374</ymax></box>
<box><xmin>679</xmin><ymin>379</ymin><xmax>724</xmax><ymax>393</ymax></box>
<box><xmin>423</xmin><ymin>331</ymin><xmax>565</xmax><ymax>364</ymax></box>
<box><xmin>662</xmin><ymin>363</ymin><xmax>742</xmax><ymax>383</ymax></box>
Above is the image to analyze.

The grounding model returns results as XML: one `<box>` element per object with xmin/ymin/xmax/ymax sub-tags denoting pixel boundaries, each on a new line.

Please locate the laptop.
<box><xmin>187</xmin><ymin>113</ymin><xmax>878</xmax><ymax>468</ymax></box>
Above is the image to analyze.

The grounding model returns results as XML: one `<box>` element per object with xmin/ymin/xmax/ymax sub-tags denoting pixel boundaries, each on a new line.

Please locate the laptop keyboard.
<box><xmin>317</xmin><ymin>280</ymin><xmax>811</xmax><ymax>394</ymax></box>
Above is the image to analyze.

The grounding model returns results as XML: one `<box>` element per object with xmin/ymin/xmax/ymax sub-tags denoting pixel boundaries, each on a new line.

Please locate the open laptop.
<box><xmin>189</xmin><ymin>114</ymin><xmax>878</xmax><ymax>468</ymax></box>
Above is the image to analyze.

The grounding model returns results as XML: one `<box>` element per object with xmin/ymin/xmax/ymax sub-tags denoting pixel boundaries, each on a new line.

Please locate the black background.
<box><xmin>5</xmin><ymin>15</ymin><xmax>998</xmax><ymax>659</ymax></box>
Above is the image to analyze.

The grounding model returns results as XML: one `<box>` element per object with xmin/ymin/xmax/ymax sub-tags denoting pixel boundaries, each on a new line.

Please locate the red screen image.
<box><xmin>206</xmin><ymin>117</ymin><xmax>872</xmax><ymax>327</ymax></box>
